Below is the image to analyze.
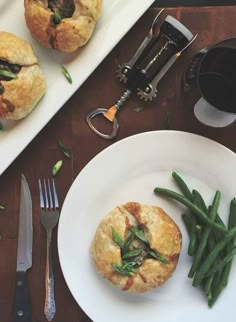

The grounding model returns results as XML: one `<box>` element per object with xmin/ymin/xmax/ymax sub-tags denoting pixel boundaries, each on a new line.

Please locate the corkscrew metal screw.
<box><xmin>86</xmin><ymin>9</ymin><xmax>197</xmax><ymax>140</ymax></box>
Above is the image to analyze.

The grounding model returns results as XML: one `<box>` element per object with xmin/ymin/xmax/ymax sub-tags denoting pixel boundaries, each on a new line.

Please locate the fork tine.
<box><xmin>39</xmin><ymin>178</ymin><xmax>59</xmax><ymax>210</ymax></box>
<box><xmin>39</xmin><ymin>179</ymin><xmax>45</xmax><ymax>208</ymax></box>
<box><xmin>43</xmin><ymin>179</ymin><xmax>49</xmax><ymax>209</ymax></box>
<box><xmin>52</xmin><ymin>179</ymin><xmax>59</xmax><ymax>209</ymax></box>
<box><xmin>47</xmin><ymin>179</ymin><xmax>53</xmax><ymax>210</ymax></box>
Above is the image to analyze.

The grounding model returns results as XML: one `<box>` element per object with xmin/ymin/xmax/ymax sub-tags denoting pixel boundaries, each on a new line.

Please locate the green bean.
<box><xmin>188</xmin><ymin>213</ymin><xmax>199</xmax><ymax>256</ymax></box>
<box><xmin>215</xmin><ymin>214</ymin><xmax>226</xmax><ymax>229</ymax></box>
<box><xmin>192</xmin><ymin>189</ymin><xmax>208</xmax><ymax>213</ymax></box>
<box><xmin>182</xmin><ymin>189</ymin><xmax>203</xmax><ymax>246</ymax></box>
<box><xmin>182</xmin><ymin>213</ymin><xmax>192</xmax><ymax>236</ymax></box>
<box><xmin>182</xmin><ymin>213</ymin><xmax>198</xmax><ymax>256</ymax></box>
<box><xmin>154</xmin><ymin>187</ymin><xmax>227</xmax><ymax>233</ymax></box>
<box><xmin>188</xmin><ymin>191</ymin><xmax>221</xmax><ymax>278</ymax></box>
<box><xmin>192</xmin><ymin>192</ymin><xmax>215</xmax><ymax>244</ymax></box>
<box><xmin>206</xmin><ymin>232</ymin><xmax>224</xmax><ymax>280</ymax></box>
<box><xmin>191</xmin><ymin>196</ymin><xmax>236</xmax><ymax>306</ymax></box>
<box><xmin>191</xmin><ymin>191</ymin><xmax>206</xmax><ymax>240</ymax></box>
<box><xmin>210</xmin><ymin>229</ymin><xmax>236</xmax><ymax>307</ymax></box>
<box><xmin>172</xmin><ymin>171</ymin><xmax>193</xmax><ymax>201</ymax></box>
<box><xmin>204</xmin><ymin>274</ymin><xmax>215</xmax><ymax>299</ymax></box>
<box><xmin>205</xmin><ymin>245</ymin><xmax>236</xmax><ymax>278</ymax></box>
<box><xmin>228</xmin><ymin>198</ymin><xmax>236</xmax><ymax>229</ymax></box>
<box><xmin>188</xmin><ymin>229</ymin><xmax>208</xmax><ymax>277</ymax></box>
<box><xmin>193</xmin><ymin>189</ymin><xmax>226</xmax><ymax>232</ymax></box>
<box><xmin>195</xmin><ymin>224</ymin><xmax>203</xmax><ymax>241</ymax></box>
<box><xmin>193</xmin><ymin>189</ymin><xmax>226</xmax><ymax>229</ymax></box>
<box><xmin>154</xmin><ymin>177</ymin><xmax>236</xmax><ymax>306</ymax></box>
<box><xmin>207</xmin><ymin>231</ymin><xmax>217</xmax><ymax>251</ymax></box>
<box><xmin>220</xmin><ymin>198</ymin><xmax>236</xmax><ymax>287</ymax></box>
<box><xmin>214</xmin><ymin>214</ymin><xmax>227</xmax><ymax>245</ymax></box>
<box><xmin>192</xmin><ymin>226</ymin><xmax>236</xmax><ymax>287</ymax></box>
<box><xmin>207</xmin><ymin>270</ymin><xmax>222</xmax><ymax>304</ymax></box>
<box><xmin>203</xmin><ymin>229</ymin><xmax>220</xmax><ymax>296</ymax></box>
<box><xmin>208</xmin><ymin>266</ymin><xmax>230</xmax><ymax>307</ymax></box>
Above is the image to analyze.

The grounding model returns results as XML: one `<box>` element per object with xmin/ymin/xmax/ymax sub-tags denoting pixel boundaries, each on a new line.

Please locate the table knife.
<box><xmin>12</xmin><ymin>174</ymin><xmax>33</xmax><ymax>322</ymax></box>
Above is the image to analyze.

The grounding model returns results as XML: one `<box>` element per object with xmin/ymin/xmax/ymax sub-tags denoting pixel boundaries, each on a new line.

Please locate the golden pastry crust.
<box><xmin>0</xmin><ymin>32</ymin><xmax>38</xmax><ymax>65</ymax></box>
<box><xmin>90</xmin><ymin>202</ymin><xmax>182</xmax><ymax>293</ymax></box>
<box><xmin>24</xmin><ymin>0</ymin><xmax>103</xmax><ymax>53</ymax></box>
<box><xmin>0</xmin><ymin>32</ymin><xmax>46</xmax><ymax>120</ymax></box>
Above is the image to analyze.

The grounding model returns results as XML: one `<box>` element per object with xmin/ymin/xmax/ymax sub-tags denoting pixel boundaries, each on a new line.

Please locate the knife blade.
<box><xmin>12</xmin><ymin>174</ymin><xmax>33</xmax><ymax>322</ymax></box>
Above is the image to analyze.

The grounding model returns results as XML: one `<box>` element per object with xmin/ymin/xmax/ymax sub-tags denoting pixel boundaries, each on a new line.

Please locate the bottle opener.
<box><xmin>86</xmin><ymin>9</ymin><xmax>197</xmax><ymax>139</ymax></box>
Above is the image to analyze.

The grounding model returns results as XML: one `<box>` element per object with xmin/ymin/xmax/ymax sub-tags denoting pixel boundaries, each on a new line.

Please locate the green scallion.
<box><xmin>53</xmin><ymin>11</ymin><xmax>62</xmax><ymax>24</ymax></box>
<box><xmin>52</xmin><ymin>160</ymin><xmax>63</xmax><ymax>176</ymax></box>
<box><xmin>148</xmin><ymin>250</ymin><xmax>170</xmax><ymax>264</ymax></box>
<box><xmin>111</xmin><ymin>227</ymin><xmax>123</xmax><ymax>248</ymax></box>
<box><xmin>61</xmin><ymin>65</ymin><xmax>72</xmax><ymax>84</ymax></box>
<box><xmin>133</xmin><ymin>106</ymin><xmax>144</xmax><ymax>113</ymax></box>
<box><xmin>122</xmin><ymin>249</ymin><xmax>143</xmax><ymax>259</ymax></box>
<box><xmin>58</xmin><ymin>140</ymin><xmax>71</xmax><ymax>159</ymax></box>
<box><xmin>129</xmin><ymin>226</ymin><xmax>149</xmax><ymax>244</ymax></box>
<box><xmin>0</xmin><ymin>69</ymin><xmax>18</xmax><ymax>79</ymax></box>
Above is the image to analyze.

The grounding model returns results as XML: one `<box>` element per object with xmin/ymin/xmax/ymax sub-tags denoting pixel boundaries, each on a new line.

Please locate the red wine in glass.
<box><xmin>184</xmin><ymin>38</ymin><xmax>236</xmax><ymax>115</ymax></box>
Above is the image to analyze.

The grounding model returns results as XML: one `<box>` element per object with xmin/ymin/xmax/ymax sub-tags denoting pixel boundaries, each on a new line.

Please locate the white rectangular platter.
<box><xmin>0</xmin><ymin>0</ymin><xmax>154</xmax><ymax>175</ymax></box>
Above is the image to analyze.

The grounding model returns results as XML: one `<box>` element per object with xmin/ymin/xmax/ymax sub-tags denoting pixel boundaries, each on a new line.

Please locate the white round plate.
<box><xmin>58</xmin><ymin>131</ymin><xmax>236</xmax><ymax>322</ymax></box>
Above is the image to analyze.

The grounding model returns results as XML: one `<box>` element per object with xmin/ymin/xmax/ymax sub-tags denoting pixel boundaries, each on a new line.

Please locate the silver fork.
<box><xmin>39</xmin><ymin>178</ymin><xmax>60</xmax><ymax>321</ymax></box>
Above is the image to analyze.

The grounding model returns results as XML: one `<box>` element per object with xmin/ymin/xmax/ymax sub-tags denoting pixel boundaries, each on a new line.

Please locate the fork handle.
<box><xmin>44</xmin><ymin>232</ymin><xmax>56</xmax><ymax>321</ymax></box>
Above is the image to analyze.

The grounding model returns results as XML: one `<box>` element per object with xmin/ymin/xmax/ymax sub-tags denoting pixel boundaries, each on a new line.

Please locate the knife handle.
<box><xmin>12</xmin><ymin>271</ymin><xmax>31</xmax><ymax>322</ymax></box>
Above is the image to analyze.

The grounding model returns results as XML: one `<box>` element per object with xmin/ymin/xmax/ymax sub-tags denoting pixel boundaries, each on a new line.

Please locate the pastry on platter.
<box><xmin>24</xmin><ymin>0</ymin><xmax>103</xmax><ymax>53</ymax></box>
<box><xmin>0</xmin><ymin>32</ymin><xmax>46</xmax><ymax>120</ymax></box>
<box><xmin>90</xmin><ymin>202</ymin><xmax>182</xmax><ymax>293</ymax></box>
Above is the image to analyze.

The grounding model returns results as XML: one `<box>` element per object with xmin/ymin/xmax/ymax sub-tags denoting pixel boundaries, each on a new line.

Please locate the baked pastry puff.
<box><xmin>24</xmin><ymin>0</ymin><xmax>103</xmax><ymax>53</ymax></box>
<box><xmin>91</xmin><ymin>202</ymin><xmax>182</xmax><ymax>293</ymax></box>
<box><xmin>0</xmin><ymin>32</ymin><xmax>46</xmax><ymax>120</ymax></box>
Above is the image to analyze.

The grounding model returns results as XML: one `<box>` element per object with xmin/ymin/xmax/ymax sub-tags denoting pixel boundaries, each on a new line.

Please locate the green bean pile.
<box><xmin>154</xmin><ymin>171</ymin><xmax>236</xmax><ymax>307</ymax></box>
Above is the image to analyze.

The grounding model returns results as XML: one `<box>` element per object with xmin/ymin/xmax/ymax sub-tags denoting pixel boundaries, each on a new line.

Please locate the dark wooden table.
<box><xmin>156</xmin><ymin>0</ymin><xmax>236</xmax><ymax>6</ymax></box>
<box><xmin>1</xmin><ymin>5</ymin><xmax>236</xmax><ymax>322</ymax></box>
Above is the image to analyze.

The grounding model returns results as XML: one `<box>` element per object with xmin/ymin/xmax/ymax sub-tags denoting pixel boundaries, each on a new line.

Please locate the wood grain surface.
<box><xmin>1</xmin><ymin>5</ymin><xmax>236</xmax><ymax>322</ymax></box>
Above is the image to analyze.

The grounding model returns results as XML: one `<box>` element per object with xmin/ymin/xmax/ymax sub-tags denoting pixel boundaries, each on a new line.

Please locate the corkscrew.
<box><xmin>86</xmin><ymin>9</ymin><xmax>197</xmax><ymax>139</ymax></box>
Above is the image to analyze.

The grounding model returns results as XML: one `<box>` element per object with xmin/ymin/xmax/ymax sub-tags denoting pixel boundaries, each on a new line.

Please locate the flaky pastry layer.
<box><xmin>91</xmin><ymin>202</ymin><xmax>182</xmax><ymax>293</ymax></box>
